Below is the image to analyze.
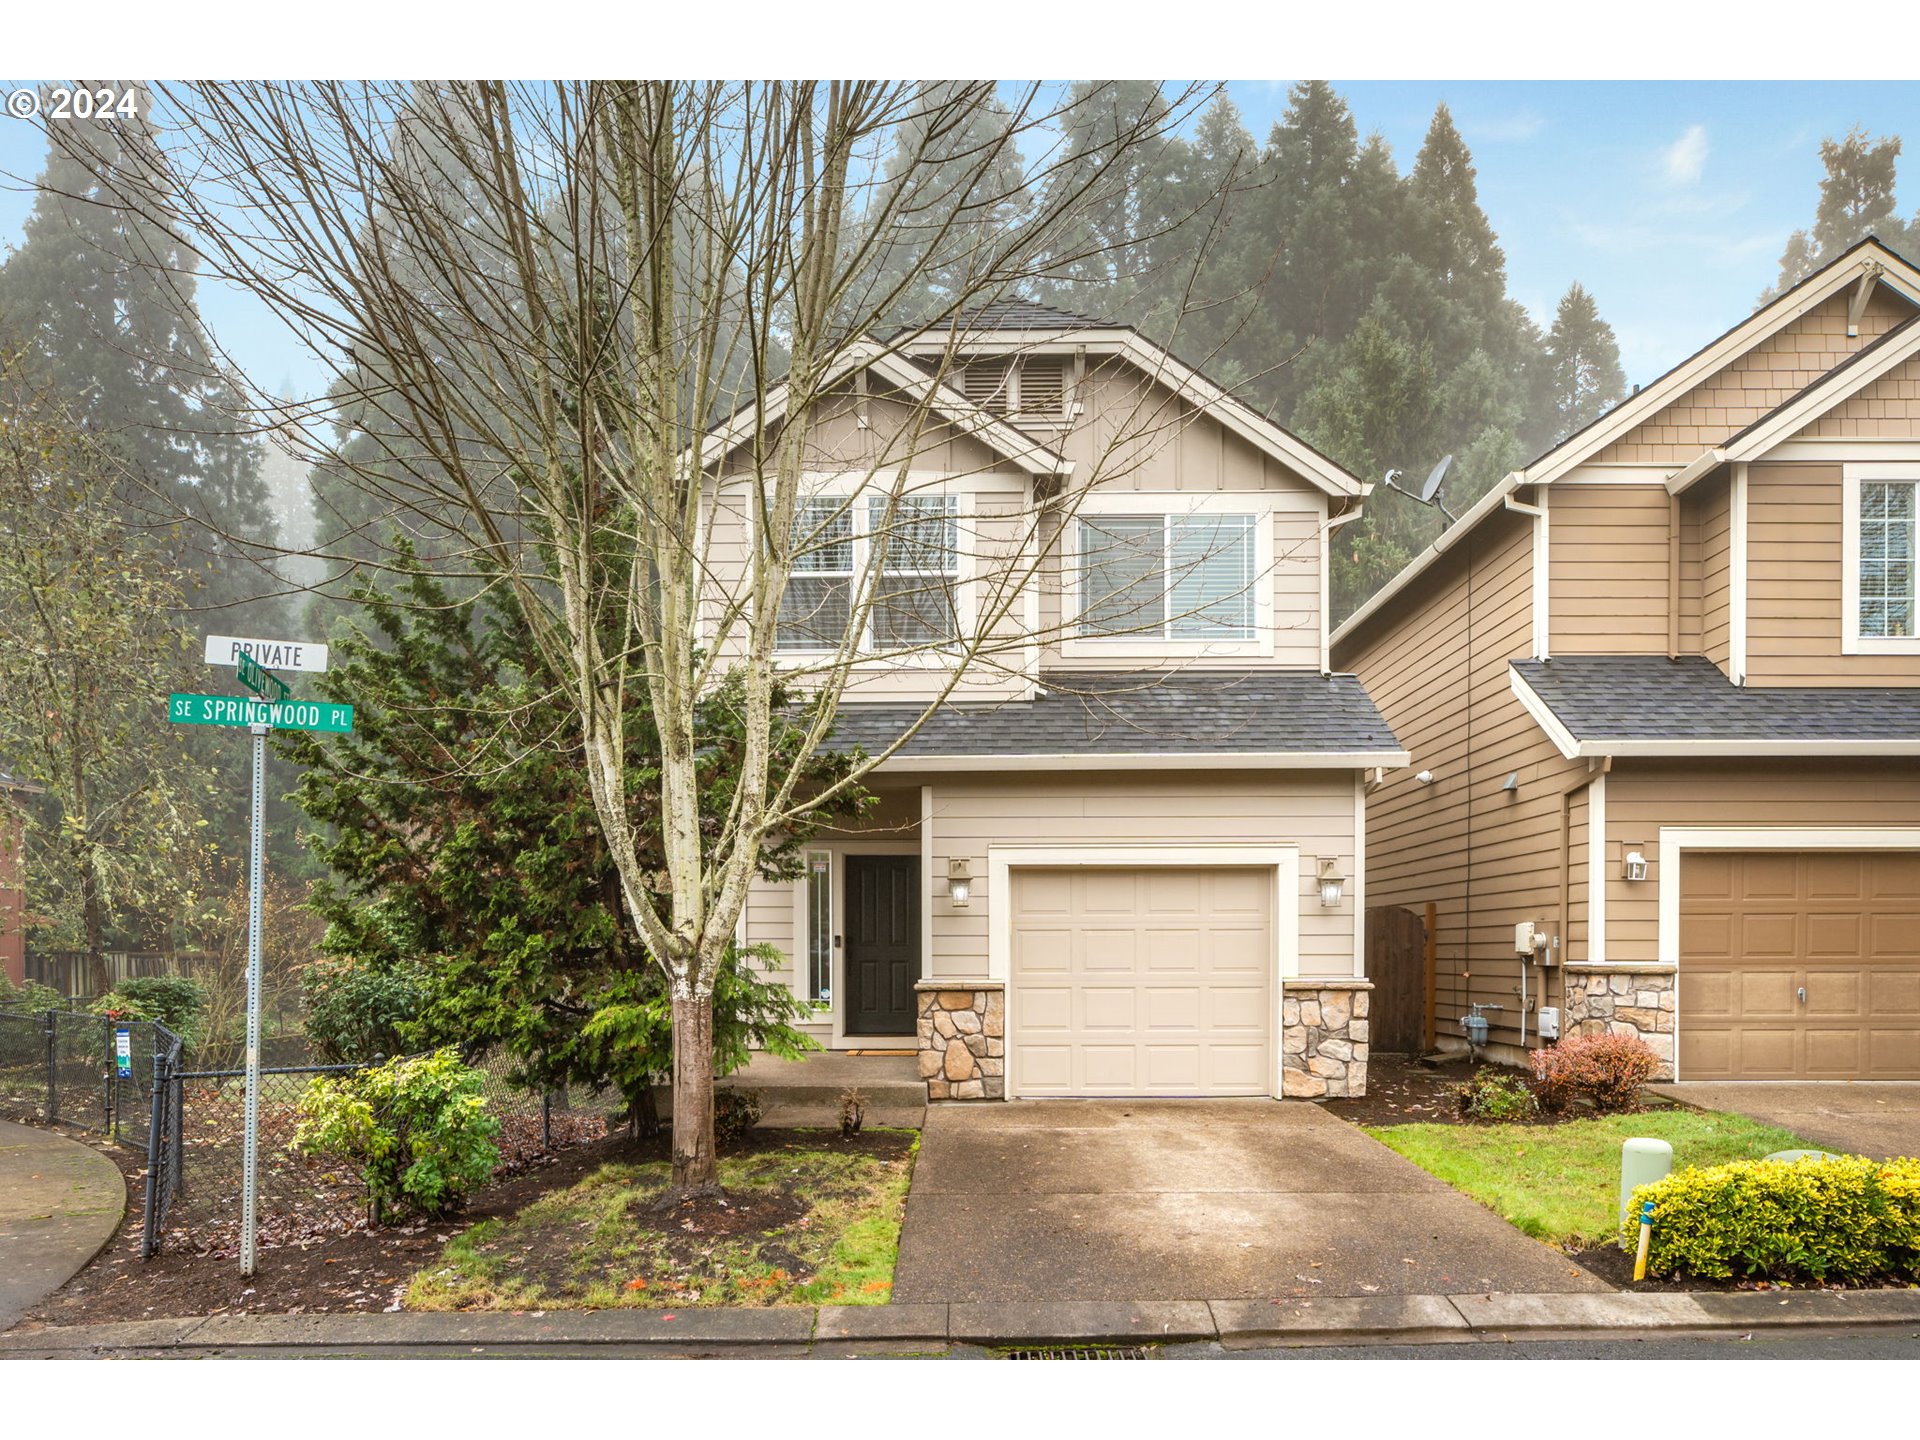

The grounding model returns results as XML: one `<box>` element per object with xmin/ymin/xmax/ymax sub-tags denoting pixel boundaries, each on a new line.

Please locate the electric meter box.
<box><xmin>1514</xmin><ymin>921</ymin><xmax>1539</xmax><ymax>955</ymax></box>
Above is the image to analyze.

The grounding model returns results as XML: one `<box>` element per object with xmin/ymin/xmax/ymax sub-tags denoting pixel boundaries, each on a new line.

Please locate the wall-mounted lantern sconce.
<box><xmin>1623</xmin><ymin>849</ymin><xmax>1649</xmax><ymax>882</ymax></box>
<box><xmin>1317</xmin><ymin>856</ymin><xmax>1346</xmax><ymax>909</ymax></box>
<box><xmin>948</xmin><ymin>857</ymin><xmax>973</xmax><ymax>908</ymax></box>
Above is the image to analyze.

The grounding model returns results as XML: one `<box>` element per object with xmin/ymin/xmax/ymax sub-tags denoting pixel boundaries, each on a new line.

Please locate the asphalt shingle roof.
<box><xmin>921</xmin><ymin>300</ymin><xmax>1114</xmax><ymax>332</ymax></box>
<box><xmin>824</xmin><ymin>669</ymin><xmax>1403</xmax><ymax>761</ymax></box>
<box><xmin>1511</xmin><ymin>655</ymin><xmax>1920</xmax><ymax>743</ymax></box>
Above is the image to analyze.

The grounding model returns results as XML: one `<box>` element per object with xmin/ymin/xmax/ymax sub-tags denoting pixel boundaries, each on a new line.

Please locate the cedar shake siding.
<box><xmin>1592</xmin><ymin>287</ymin><xmax>1916</xmax><ymax>464</ymax></box>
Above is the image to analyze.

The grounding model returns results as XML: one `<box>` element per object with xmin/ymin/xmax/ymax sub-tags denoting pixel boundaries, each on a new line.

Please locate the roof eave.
<box><xmin>866</xmin><ymin>748</ymin><xmax>1410</xmax><ymax>773</ymax></box>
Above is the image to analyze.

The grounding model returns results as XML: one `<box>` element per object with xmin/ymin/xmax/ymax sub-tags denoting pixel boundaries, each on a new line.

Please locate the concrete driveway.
<box><xmin>1649</xmin><ymin>1083</ymin><xmax>1920</xmax><ymax>1160</ymax></box>
<box><xmin>891</xmin><ymin>1101</ymin><xmax>1608</xmax><ymax>1303</ymax></box>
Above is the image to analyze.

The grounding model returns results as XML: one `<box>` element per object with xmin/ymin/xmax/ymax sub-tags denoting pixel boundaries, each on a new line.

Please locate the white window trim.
<box><xmin>985</xmin><ymin>843</ymin><xmax>1302</xmax><ymax>1100</ymax></box>
<box><xmin>787</xmin><ymin>838</ymin><xmax>927</xmax><ymax>1048</ymax></box>
<box><xmin>1655</xmin><ymin>825</ymin><xmax>1920</xmax><ymax>1082</ymax></box>
<box><xmin>1841</xmin><ymin>462</ymin><xmax>1920</xmax><ymax>655</ymax></box>
<box><xmin>1060</xmin><ymin>492</ymin><xmax>1277</xmax><ymax>660</ymax></box>
<box><xmin>765</xmin><ymin>472</ymin><xmax>979</xmax><ymax>667</ymax></box>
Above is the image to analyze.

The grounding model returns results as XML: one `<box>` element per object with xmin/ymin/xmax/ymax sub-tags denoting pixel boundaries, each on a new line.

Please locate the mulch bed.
<box><xmin>1317</xmin><ymin>1052</ymin><xmax>1682</xmax><ymax>1128</ymax></box>
<box><xmin>17</xmin><ymin>1125</ymin><xmax>895</xmax><ymax>1330</ymax></box>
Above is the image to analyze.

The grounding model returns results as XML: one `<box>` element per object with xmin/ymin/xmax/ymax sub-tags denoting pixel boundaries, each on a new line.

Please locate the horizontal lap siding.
<box><xmin>1746</xmin><ymin>462</ymin><xmax>1920</xmax><ymax>687</ymax></box>
<box><xmin>1336</xmin><ymin>510</ymin><xmax>1593</xmax><ymax>1052</ymax></box>
<box><xmin>1593</xmin><ymin>289</ymin><xmax>1914</xmax><ymax>464</ymax></box>
<box><xmin>925</xmin><ymin>773</ymin><xmax>1359</xmax><ymax>978</ymax></box>
<box><xmin>1696</xmin><ymin>477</ymin><xmax>1733</xmax><ymax>672</ymax></box>
<box><xmin>1603</xmin><ymin>760</ymin><xmax>1920</xmax><ymax>964</ymax></box>
<box><xmin>1549</xmin><ymin>484</ymin><xmax>1673</xmax><ymax>655</ymax></box>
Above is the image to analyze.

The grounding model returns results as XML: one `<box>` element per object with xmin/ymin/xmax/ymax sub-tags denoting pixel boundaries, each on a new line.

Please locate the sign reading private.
<box><xmin>203</xmin><ymin>635</ymin><xmax>330</xmax><ymax>674</ymax></box>
<box><xmin>168</xmin><ymin>693</ymin><xmax>354</xmax><ymax>734</ymax></box>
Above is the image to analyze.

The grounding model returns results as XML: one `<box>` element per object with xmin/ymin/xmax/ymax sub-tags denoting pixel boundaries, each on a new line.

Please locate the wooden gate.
<box><xmin>1364</xmin><ymin>905</ymin><xmax>1430</xmax><ymax>1054</ymax></box>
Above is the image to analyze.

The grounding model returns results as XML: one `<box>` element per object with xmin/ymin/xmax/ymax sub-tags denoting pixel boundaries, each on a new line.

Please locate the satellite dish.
<box><xmin>1420</xmin><ymin>454</ymin><xmax>1454</xmax><ymax>504</ymax></box>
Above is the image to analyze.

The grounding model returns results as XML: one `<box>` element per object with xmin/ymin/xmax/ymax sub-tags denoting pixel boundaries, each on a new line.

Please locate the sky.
<box><xmin>4</xmin><ymin>80</ymin><xmax>1920</xmax><ymax>402</ymax></box>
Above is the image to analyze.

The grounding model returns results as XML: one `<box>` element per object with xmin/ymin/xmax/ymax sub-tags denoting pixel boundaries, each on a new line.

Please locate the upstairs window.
<box><xmin>1844</xmin><ymin>467</ymin><xmax>1920</xmax><ymax>654</ymax></box>
<box><xmin>776</xmin><ymin>494</ymin><xmax>960</xmax><ymax>652</ymax></box>
<box><xmin>1860</xmin><ymin>479</ymin><xmax>1916</xmax><ymax>639</ymax></box>
<box><xmin>1076</xmin><ymin>513</ymin><xmax>1257</xmax><ymax>642</ymax></box>
<box><xmin>956</xmin><ymin>357</ymin><xmax>1068</xmax><ymax>420</ymax></box>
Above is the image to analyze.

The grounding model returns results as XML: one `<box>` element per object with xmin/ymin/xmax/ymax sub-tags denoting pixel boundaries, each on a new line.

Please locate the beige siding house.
<box><xmin>705</xmin><ymin>303</ymin><xmax>1406</xmax><ymax>1100</ymax></box>
<box><xmin>1333</xmin><ymin>239</ymin><xmax>1920</xmax><ymax>1082</ymax></box>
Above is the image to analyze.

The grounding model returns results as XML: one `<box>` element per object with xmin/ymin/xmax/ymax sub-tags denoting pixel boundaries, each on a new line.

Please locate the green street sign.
<box><xmin>168</xmin><ymin>693</ymin><xmax>353</xmax><ymax>734</ymax></box>
<box><xmin>235</xmin><ymin>648</ymin><xmax>290</xmax><ymax>704</ymax></box>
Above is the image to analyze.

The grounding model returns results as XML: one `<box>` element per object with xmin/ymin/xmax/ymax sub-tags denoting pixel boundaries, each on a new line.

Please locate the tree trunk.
<box><xmin>80</xmin><ymin>856</ymin><xmax>107</xmax><ymax>998</ymax></box>
<box><xmin>668</xmin><ymin>987</ymin><xmax>720</xmax><ymax>1197</ymax></box>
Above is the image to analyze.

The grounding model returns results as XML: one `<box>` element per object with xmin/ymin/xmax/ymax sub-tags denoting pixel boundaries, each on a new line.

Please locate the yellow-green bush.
<box><xmin>1625</xmin><ymin>1154</ymin><xmax>1920</xmax><ymax>1282</ymax></box>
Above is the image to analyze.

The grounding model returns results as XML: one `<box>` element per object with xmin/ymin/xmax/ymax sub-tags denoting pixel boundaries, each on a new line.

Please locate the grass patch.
<box><xmin>406</xmin><ymin>1131</ymin><xmax>917</xmax><ymax>1310</ymax></box>
<box><xmin>1366</xmin><ymin>1110</ymin><xmax>1813</xmax><ymax>1249</ymax></box>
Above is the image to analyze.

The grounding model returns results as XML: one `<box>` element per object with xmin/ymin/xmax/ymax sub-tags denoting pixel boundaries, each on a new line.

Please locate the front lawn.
<box><xmin>405</xmin><ymin>1130</ymin><xmax>916</xmax><ymax>1310</ymax></box>
<box><xmin>1367</xmin><ymin>1110</ymin><xmax>1812</xmax><ymax>1249</ymax></box>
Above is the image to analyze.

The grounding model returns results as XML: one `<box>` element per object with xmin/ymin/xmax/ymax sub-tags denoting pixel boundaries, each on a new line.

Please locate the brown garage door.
<box><xmin>1679</xmin><ymin>850</ymin><xmax>1920</xmax><ymax>1080</ymax></box>
<box><xmin>1009</xmin><ymin>867</ymin><xmax>1273</xmax><ymax>1097</ymax></box>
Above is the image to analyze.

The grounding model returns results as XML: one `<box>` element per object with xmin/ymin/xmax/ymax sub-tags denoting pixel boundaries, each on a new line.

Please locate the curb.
<box><xmin>5</xmin><ymin>1288</ymin><xmax>1920</xmax><ymax>1355</ymax></box>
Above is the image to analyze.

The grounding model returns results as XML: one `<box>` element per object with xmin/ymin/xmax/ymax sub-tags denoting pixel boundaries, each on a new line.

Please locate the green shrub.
<box><xmin>1454</xmin><ymin>1069</ymin><xmax>1538</xmax><ymax>1122</ymax></box>
<box><xmin>90</xmin><ymin>975</ymin><xmax>206</xmax><ymax>1042</ymax></box>
<box><xmin>302</xmin><ymin>957</ymin><xmax>428</xmax><ymax>1063</ymax></box>
<box><xmin>293</xmin><ymin>1047</ymin><xmax>500</xmax><ymax>1223</ymax></box>
<box><xmin>0</xmin><ymin>976</ymin><xmax>65</xmax><ymax>1013</ymax></box>
<box><xmin>714</xmin><ymin>1087</ymin><xmax>763</xmax><ymax>1145</ymax></box>
<box><xmin>1530</xmin><ymin>1032</ymin><xmax>1660</xmax><ymax>1115</ymax></box>
<box><xmin>1627</xmin><ymin>1154</ymin><xmax>1920</xmax><ymax>1283</ymax></box>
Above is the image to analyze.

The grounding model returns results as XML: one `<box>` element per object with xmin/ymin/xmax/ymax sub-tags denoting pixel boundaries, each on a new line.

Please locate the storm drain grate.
<box><xmin>1000</xmin><ymin>1345</ymin><xmax>1155</xmax><ymax>1360</ymax></box>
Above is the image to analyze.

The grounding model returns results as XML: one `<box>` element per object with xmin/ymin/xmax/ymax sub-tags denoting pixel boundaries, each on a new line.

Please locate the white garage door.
<box><xmin>1009</xmin><ymin>866</ymin><xmax>1273</xmax><ymax>1097</ymax></box>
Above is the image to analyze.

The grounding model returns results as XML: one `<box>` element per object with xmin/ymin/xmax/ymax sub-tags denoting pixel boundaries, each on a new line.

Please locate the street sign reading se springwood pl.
<box><xmin>203</xmin><ymin>634</ymin><xmax>330</xmax><ymax>673</ymax></box>
<box><xmin>168</xmin><ymin>693</ymin><xmax>354</xmax><ymax>733</ymax></box>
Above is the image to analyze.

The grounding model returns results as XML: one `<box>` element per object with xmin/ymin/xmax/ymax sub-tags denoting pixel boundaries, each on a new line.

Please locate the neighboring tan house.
<box><xmin>708</xmin><ymin>303</ymin><xmax>1406</xmax><ymax>1100</ymax></box>
<box><xmin>1331</xmin><ymin>238</ymin><xmax>1920</xmax><ymax>1083</ymax></box>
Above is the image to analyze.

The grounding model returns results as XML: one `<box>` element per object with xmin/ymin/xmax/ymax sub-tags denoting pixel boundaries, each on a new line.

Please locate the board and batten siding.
<box><xmin>1335</xmin><ymin>507</ymin><xmax>1597</xmax><ymax>1054</ymax></box>
<box><xmin>1601</xmin><ymin>759</ymin><xmax>1920</xmax><ymax>965</ymax></box>
<box><xmin>923</xmin><ymin>772</ymin><xmax>1359</xmax><ymax>979</ymax></box>
<box><xmin>1592</xmin><ymin>288</ymin><xmax>1915</xmax><ymax>465</ymax></box>
<box><xmin>1745</xmin><ymin>461</ymin><xmax>1920</xmax><ymax>687</ymax></box>
<box><xmin>1548</xmin><ymin>483</ymin><xmax>1674</xmax><ymax>655</ymax></box>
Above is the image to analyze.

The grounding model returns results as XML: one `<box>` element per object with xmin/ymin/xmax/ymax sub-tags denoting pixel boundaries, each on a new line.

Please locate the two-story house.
<box><xmin>702</xmin><ymin>303</ymin><xmax>1406</xmax><ymax>1101</ymax></box>
<box><xmin>1332</xmin><ymin>238</ymin><xmax>1920</xmax><ymax>1083</ymax></box>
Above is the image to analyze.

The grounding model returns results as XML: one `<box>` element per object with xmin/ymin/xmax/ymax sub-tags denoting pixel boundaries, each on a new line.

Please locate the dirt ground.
<box><xmin>16</xmin><ymin>1125</ymin><xmax>902</xmax><ymax>1330</ymax></box>
<box><xmin>1318</xmin><ymin>1053</ymin><xmax>1684</xmax><ymax>1129</ymax></box>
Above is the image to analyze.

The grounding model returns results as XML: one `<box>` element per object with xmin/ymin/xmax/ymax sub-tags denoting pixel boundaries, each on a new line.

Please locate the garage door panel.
<box><xmin>1010</xmin><ymin>866</ymin><xmax>1274</xmax><ymax>1098</ymax></box>
<box><xmin>1080</xmin><ymin>988</ymin><xmax>1137</xmax><ymax>1031</ymax></box>
<box><xmin>1681</xmin><ymin>850</ymin><xmax>1920</xmax><ymax>1080</ymax></box>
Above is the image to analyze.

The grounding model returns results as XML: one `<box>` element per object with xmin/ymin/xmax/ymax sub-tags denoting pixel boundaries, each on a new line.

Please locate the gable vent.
<box><xmin>960</xmin><ymin>359</ymin><xmax>1013</xmax><ymax>414</ymax></box>
<box><xmin>1018</xmin><ymin>358</ymin><xmax>1066</xmax><ymax>417</ymax></box>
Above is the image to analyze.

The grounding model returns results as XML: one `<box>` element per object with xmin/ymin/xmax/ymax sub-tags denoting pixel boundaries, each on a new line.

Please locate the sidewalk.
<box><xmin>0</xmin><ymin>1119</ymin><xmax>127</xmax><ymax>1333</ymax></box>
<box><xmin>4</xmin><ymin>1288</ymin><xmax>1918</xmax><ymax>1358</ymax></box>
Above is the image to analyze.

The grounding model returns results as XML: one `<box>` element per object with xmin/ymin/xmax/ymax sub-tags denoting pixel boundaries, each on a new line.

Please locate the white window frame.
<box><xmin>1060</xmin><ymin>493</ymin><xmax>1276</xmax><ymax>660</ymax></box>
<box><xmin>1841</xmin><ymin>463</ymin><xmax>1920</xmax><ymax>655</ymax></box>
<box><xmin>767</xmin><ymin>472</ymin><xmax>976</xmax><ymax>665</ymax></box>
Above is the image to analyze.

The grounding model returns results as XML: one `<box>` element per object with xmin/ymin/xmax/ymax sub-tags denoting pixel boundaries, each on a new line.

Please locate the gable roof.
<box><xmin>824</xmin><ymin>669</ymin><xmax>1407</xmax><ymax>771</ymax></box>
<box><xmin>1667</xmin><ymin>310</ymin><xmax>1920</xmax><ymax>491</ymax></box>
<box><xmin>919</xmin><ymin>300</ymin><xmax>1109</xmax><ymax>332</ymax></box>
<box><xmin>1332</xmin><ymin>237</ymin><xmax>1920</xmax><ymax>653</ymax></box>
<box><xmin>696</xmin><ymin>339</ymin><xmax>1073</xmax><ymax>481</ymax></box>
<box><xmin>1509</xmin><ymin>655</ymin><xmax>1920</xmax><ymax>758</ymax></box>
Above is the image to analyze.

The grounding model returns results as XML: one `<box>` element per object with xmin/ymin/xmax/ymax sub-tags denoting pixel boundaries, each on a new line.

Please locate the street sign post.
<box><xmin>173</xmin><ymin>636</ymin><xmax>335</xmax><ymax>1278</ymax></box>
<box><xmin>236</xmin><ymin>649</ymin><xmax>290</xmax><ymax>704</ymax></box>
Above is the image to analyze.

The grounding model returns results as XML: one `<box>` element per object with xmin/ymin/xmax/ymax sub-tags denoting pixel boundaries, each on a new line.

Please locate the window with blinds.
<box><xmin>776</xmin><ymin>494</ymin><xmax>960</xmax><ymax>651</ymax></box>
<box><xmin>1076</xmin><ymin>513</ymin><xmax>1256</xmax><ymax>641</ymax></box>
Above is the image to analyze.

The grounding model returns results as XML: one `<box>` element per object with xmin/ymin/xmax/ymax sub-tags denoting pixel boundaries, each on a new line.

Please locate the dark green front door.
<box><xmin>844</xmin><ymin>855</ymin><xmax>921</xmax><ymax>1036</ymax></box>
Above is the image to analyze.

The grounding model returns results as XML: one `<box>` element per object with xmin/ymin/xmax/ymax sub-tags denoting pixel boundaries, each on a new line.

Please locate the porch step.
<box><xmin>754</xmin><ymin>1104</ymin><xmax>926</xmax><ymax>1131</ymax></box>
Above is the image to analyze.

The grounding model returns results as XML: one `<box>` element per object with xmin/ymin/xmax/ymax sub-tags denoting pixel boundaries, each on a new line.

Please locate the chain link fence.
<box><xmin>0</xmin><ymin>1009</ymin><xmax>620</xmax><ymax>1260</ymax></box>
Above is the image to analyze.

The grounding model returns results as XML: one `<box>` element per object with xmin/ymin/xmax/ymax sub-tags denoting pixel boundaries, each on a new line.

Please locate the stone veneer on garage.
<box><xmin>915</xmin><ymin>981</ymin><xmax>1005</xmax><ymax>1100</ymax></box>
<box><xmin>915</xmin><ymin>977</ymin><xmax>1372</xmax><ymax>1100</ymax></box>
<box><xmin>1561</xmin><ymin>964</ymin><xmax>1676</xmax><ymax>1080</ymax></box>
<box><xmin>1281</xmin><ymin>979</ymin><xmax>1372</xmax><ymax>1098</ymax></box>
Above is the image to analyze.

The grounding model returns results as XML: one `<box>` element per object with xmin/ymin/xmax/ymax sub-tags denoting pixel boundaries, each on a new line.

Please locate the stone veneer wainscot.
<box><xmin>1561</xmin><ymin>964</ymin><xmax>1676</xmax><ymax>1080</ymax></box>
<box><xmin>1282</xmin><ymin>978</ymin><xmax>1372</xmax><ymax>1098</ymax></box>
<box><xmin>915</xmin><ymin>981</ymin><xmax>1004</xmax><ymax>1100</ymax></box>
